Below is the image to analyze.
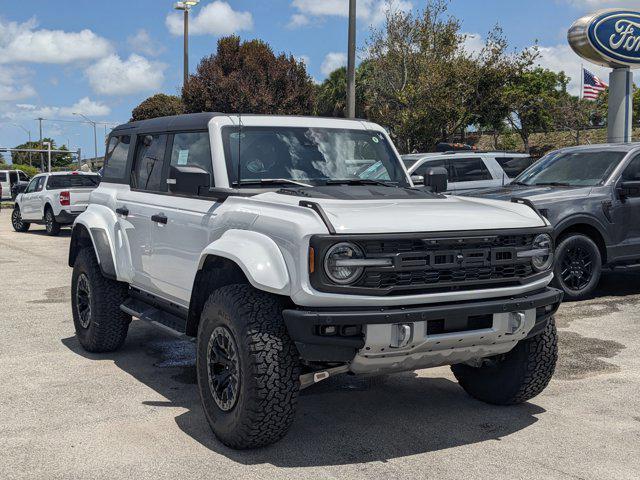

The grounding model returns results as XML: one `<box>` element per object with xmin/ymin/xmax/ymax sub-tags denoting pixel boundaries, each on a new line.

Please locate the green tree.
<box><xmin>315</xmin><ymin>61</ymin><xmax>372</xmax><ymax>118</ymax></box>
<box><xmin>131</xmin><ymin>93</ymin><xmax>185</xmax><ymax>121</ymax></box>
<box><xmin>183</xmin><ymin>35</ymin><xmax>315</xmax><ymax>115</ymax></box>
<box><xmin>11</xmin><ymin>139</ymin><xmax>72</xmax><ymax>169</ymax></box>
<box><xmin>503</xmin><ymin>68</ymin><xmax>568</xmax><ymax>152</ymax></box>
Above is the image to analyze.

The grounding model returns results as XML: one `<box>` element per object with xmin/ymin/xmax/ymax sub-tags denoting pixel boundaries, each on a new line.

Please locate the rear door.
<box><xmin>115</xmin><ymin>133</ymin><xmax>169</xmax><ymax>295</ymax></box>
<box><xmin>447</xmin><ymin>157</ymin><xmax>497</xmax><ymax>192</ymax></box>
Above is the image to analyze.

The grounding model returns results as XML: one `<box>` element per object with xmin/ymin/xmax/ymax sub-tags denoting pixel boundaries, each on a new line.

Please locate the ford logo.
<box><xmin>569</xmin><ymin>9</ymin><xmax>640</xmax><ymax>68</ymax></box>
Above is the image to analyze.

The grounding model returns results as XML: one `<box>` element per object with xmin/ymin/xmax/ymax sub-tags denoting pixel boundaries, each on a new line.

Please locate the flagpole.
<box><xmin>580</xmin><ymin>63</ymin><xmax>584</xmax><ymax>100</ymax></box>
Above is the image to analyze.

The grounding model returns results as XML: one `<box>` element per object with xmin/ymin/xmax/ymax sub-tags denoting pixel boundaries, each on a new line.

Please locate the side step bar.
<box><xmin>120</xmin><ymin>297</ymin><xmax>191</xmax><ymax>340</ymax></box>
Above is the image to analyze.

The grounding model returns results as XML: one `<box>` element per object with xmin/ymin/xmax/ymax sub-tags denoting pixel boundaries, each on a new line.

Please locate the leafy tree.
<box><xmin>315</xmin><ymin>61</ymin><xmax>372</xmax><ymax>118</ymax></box>
<box><xmin>183</xmin><ymin>35</ymin><xmax>315</xmax><ymax>115</ymax></box>
<box><xmin>551</xmin><ymin>93</ymin><xmax>595</xmax><ymax>144</ymax></box>
<box><xmin>503</xmin><ymin>68</ymin><xmax>568</xmax><ymax>152</ymax></box>
<box><xmin>131</xmin><ymin>93</ymin><xmax>185</xmax><ymax>121</ymax></box>
<box><xmin>11</xmin><ymin>139</ymin><xmax>72</xmax><ymax>169</ymax></box>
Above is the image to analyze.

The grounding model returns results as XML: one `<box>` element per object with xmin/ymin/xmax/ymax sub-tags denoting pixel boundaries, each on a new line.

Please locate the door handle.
<box><xmin>151</xmin><ymin>213</ymin><xmax>167</xmax><ymax>224</ymax></box>
<box><xmin>116</xmin><ymin>207</ymin><xmax>129</xmax><ymax>217</ymax></box>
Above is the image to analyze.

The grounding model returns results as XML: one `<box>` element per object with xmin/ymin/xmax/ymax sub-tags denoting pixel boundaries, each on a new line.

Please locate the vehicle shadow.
<box><xmin>591</xmin><ymin>271</ymin><xmax>640</xmax><ymax>299</ymax></box>
<box><xmin>27</xmin><ymin>228</ymin><xmax>72</xmax><ymax>237</ymax></box>
<box><xmin>62</xmin><ymin>322</ymin><xmax>545</xmax><ymax>467</ymax></box>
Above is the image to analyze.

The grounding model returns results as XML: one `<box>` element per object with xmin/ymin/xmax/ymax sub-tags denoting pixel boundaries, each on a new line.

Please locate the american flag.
<box><xmin>582</xmin><ymin>68</ymin><xmax>608</xmax><ymax>100</ymax></box>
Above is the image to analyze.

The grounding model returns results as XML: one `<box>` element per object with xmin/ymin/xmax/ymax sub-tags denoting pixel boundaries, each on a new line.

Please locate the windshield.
<box><xmin>223</xmin><ymin>126</ymin><xmax>408</xmax><ymax>187</ymax></box>
<box><xmin>514</xmin><ymin>150</ymin><xmax>627</xmax><ymax>187</ymax></box>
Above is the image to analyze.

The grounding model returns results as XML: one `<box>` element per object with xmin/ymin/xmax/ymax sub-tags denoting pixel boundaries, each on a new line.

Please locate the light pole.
<box><xmin>42</xmin><ymin>141</ymin><xmax>52</xmax><ymax>172</ymax></box>
<box><xmin>346</xmin><ymin>0</ymin><xmax>357</xmax><ymax>119</ymax></box>
<box><xmin>73</xmin><ymin>113</ymin><xmax>98</xmax><ymax>161</ymax></box>
<box><xmin>174</xmin><ymin>1</ymin><xmax>200</xmax><ymax>89</ymax></box>
<box><xmin>12</xmin><ymin>123</ymin><xmax>32</xmax><ymax>166</ymax></box>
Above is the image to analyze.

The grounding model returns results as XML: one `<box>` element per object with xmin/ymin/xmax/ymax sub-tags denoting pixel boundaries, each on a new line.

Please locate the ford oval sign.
<box><xmin>568</xmin><ymin>9</ymin><xmax>640</xmax><ymax>69</ymax></box>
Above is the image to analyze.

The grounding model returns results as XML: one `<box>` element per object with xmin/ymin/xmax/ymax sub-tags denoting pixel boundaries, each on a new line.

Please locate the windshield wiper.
<box><xmin>234</xmin><ymin>178</ymin><xmax>312</xmax><ymax>187</ymax></box>
<box><xmin>533</xmin><ymin>182</ymin><xmax>571</xmax><ymax>187</ymax></box>
<box><xmin>325</xmin><ymin>178</ymin><xmax>398</xmax><ymax>187</ymax></box>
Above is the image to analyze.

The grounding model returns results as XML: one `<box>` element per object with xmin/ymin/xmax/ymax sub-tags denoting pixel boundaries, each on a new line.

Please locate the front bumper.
<box><xmin>283</xmin><ymin>287</ymin><xmax>563</xmax><ymax>368</ymax></box>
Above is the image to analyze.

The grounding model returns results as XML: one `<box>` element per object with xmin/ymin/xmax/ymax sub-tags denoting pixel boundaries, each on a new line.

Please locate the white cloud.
<box><xmin>85</xmin><ymin>54</ymin><xmax>166</xmax><ymax>96</ymax></box>
<box><xmin>166</xmin><ymin>1</ymin><xmax>253</xmax><ymax>36</ymax></box>
<box><xmin>5</xmin><ymin>97</ymin><xmax>110</xmax><ymax>121</ymax></box>
<box><xmin>321</xmin><ymin>52</ymin><xmax>347</xmax><ymax>76</ymax></box>
<box><xmin>288</xmin><ymin>0</ymin><xmax>412</xmax><ymax>28</ymax></box>
<box><xmin>0</xmin><ymin>66</ymin><xmax>36</xmax><ymax>102</ymax></box>
<box><xmin>0</xmin><ymin>18</ymin><xmax>112</xmax><ymax>64</ymax></box>
<box><xmin>461</xmin><ymin>32</ymin><xmax>484</xmax><ymax>56</ymax></box>
<box><xmin>296</xmin><ymin>55</ymin><xmax>311</xmax><ymax>67</ymax></box>
<box><xmin>127</xmin><ymin>29</ymin><xmax>164</xmax><ymax>57</ymax></box>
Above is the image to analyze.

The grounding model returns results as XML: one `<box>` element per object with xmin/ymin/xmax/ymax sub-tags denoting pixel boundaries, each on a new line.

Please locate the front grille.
<box><xmin>309</xmin><ymin>230</ymin><xmax>549</xmax><ymax>296</ymax></box>
<box><xmin>356</xmin><ymin>233</ymin><xmax>535</xmax><ymax>295</ymax></box>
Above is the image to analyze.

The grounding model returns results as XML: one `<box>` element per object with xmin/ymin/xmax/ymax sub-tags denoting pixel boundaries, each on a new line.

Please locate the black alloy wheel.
<box><xmin>206</xmin><ymin>326</ymin><xmax>241</xmax><ymax>412</ymax></box>
<box><xmin>75</xmin><ymin>273</ymin><xmax>92</xmax><ymax>329</ymax></box>
<box><xmin>553</xmin><ymin>234</ymin><xmax>602</xmax><ymax>301</ymax></box>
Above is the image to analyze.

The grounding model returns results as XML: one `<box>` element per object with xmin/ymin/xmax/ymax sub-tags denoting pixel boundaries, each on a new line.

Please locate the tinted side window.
<box><xmin>9</xmin><ymin>171</ymin><xmax>18</xmax><ymax>185</ymax></box>
<box><xmin>25</xmin><ymin>177</ymin><xmax>38</xmax><ymax>193</ymax></box>
<box><xmin>0</xmin><ymin>172</ymin><xmax>6</xmax><ymax>182</ymax></box>
<box><xmin>449</xmin><ymin>158</ymin><xmax>491</xmax><ymax>182</ymax></box>
<box><xmin>131</xmin><ymin>134</ymin><xmax>168</xmax><ymax>191</ymax></box>
<box><xmin>35</xmin><ymin>176</ymin><xmax>46</xmax><ymax>192</ymax></box>
<box><xmin>622</xmin><ymin>155</ymin><xmax>640</xmax><ymax>181</ymax></box>
<box><xmin>411</xmin><ymin>160</ymin><xmax>453</xmax><ymax>182</ymax></box>
<box><xmin>18</xmin><ymin>171</ymin><xmax>29</xmax><ymax>181</ymax></box>
<box><xmin>496</xmin><ymin>156</ymin><xmax>534</xmax><ymax>178</ymax></box>
<box><xmin>103</xmin><ymin>135</ymin><xmax>131</xmax><ymax>180</ymax></box>
<box><xmin>168</xmin><ymin>132</ymin><xmax>213</xmax><ymax>186</ymax></box>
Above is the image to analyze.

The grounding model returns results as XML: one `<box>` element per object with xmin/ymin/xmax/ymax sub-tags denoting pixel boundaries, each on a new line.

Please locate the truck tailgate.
<box><xmin>68</xmin><ymin>189</ymin><xmax>93</xmax><ymax>212</ymax></box>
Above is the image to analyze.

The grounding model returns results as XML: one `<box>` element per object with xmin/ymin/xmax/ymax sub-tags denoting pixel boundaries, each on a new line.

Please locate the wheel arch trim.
<box><xmin>197</xmin><ymin>230</ymin><xmax>290</xmax><ymax>295</ymax></box>
<box><xmin>69</xmin><ymin>208</ymin><xmax>120</xmax><ymax>280</ymax></box>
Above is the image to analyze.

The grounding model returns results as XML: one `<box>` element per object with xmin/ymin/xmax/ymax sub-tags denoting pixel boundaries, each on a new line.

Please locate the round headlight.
<box><xmin>324</xmin><ymin>242</ymin><xmax>365</xmax><ymax>285</ymax></box>
<box><xmin>532</xmin><ymin>233</ymin><xmax>553</xmax><ymax>271</ymax></box>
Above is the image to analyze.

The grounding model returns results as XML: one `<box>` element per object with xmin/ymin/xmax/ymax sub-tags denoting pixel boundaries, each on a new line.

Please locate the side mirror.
<box><xmin>423</xmin><ymin>167</ymin><xmax>448</xmax><ymax>193</ymax></box>
<box><xmin>167</xmin><ymin>165</ymin><xmax>210</xmax><ymax>196</ymax></box>
<box><xmin>618</xmin><ymin>180</ymin><xmax>640</xmax><ymax>201</ymax></box>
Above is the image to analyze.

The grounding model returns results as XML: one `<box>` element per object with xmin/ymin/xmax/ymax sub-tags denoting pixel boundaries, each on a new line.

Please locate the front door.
<box><xmin>611</xmin><ymin>154</ymin><xmax>640</xmax><ymax>261</ymax></box>
<box><xmin>21</xmin><ymin>176</ymin><xmax>45</xmax><ymax>220</ymax></box>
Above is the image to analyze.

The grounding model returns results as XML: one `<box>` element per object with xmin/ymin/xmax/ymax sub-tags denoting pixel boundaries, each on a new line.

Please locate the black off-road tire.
<box><xmin>44</xmin><ymin>207</ymin><xmax>61</xmax><ymax>236</ymax></box>
<box><xmin>196</xmin><ymin>284</ymin><xmax>301</xmax><ymax>449</ymax></box>
<box><xmin>552</xmin><ymin>234</ymin><xmax>601</xmax><ymax>301</ymax></box>
<box><xmin>11</xmin><ymin>206</ymin><xmax>30</xmax><ymax>232</ymax></box>
<box><xmin>71</xmin><ymin>248</ymin><xmax>131</xmax><ymax>353</ymax></box>
<box><xmin>451</xmin><ymin>317</ymin><xmax>558</xmax><ymax>405</ymax></box>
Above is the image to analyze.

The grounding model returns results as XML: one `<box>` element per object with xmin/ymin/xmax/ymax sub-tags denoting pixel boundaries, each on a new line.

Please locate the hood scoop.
<box><xmin>277</xmin><ymin>184</ymin><xmax>442</xmax><ymax>200</ymax></box>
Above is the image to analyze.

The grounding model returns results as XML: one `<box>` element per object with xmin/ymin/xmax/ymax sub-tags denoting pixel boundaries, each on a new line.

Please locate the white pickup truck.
<box><xmin>12</xmin><ymin>172</ymin><xmax>100</xmax><ymax>235</ymax></box>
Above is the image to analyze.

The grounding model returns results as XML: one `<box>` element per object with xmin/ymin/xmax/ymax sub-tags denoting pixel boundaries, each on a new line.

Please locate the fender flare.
<box><xmin>554</xmin><ymin>213</ymin><xmax>611</xmax><ymax>245</ymax></box>
<box><xmin>198</xmin><ymin>230</ymin><xmax>290</xmax><ymax>295</ymax></box>
<box><xmin>69</xmin><ymin>206</ymin><xmax>120</xmax><ymax>280</ymax></box>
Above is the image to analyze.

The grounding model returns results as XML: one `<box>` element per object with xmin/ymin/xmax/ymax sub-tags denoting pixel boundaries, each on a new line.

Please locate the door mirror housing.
<box><xmin>168</xmin><ymin>165</ymin><xmax>211</xmax><ymax>196</ymax></box>
<box><xmin>618</xmin><ymin>180</ymin><xmax>640</xmax><ymax>201</ymax></box>
<box><xmin>423</xmin><ymin>167</ymin><xmax>448</xmax><ymax>193</ymax></box>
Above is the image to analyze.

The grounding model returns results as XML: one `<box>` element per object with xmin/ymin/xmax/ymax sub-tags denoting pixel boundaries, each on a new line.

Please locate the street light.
<box><xmin>174</xmin><ymin>0</ymin><xmax>200</xmax><ymax>89</ymax></box>
<box><xmin>73</xmin><ymin>112</ymin><xmax>98</xmax><ymax>161</ymax></box>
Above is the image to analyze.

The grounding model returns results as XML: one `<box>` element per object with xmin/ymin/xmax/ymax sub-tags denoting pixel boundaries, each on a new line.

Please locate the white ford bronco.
<box><xmin>68</xmin><ymin>113</ymin><xmax>562</xmax><ymax>449</ymax></box>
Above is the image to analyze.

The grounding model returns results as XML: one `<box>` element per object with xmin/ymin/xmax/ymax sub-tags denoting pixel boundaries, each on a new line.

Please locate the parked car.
<box><xmin>0</xmin><ymin>169</ymin><xmax>31</xmax><ymax>200</ymax></box>
<box><xmin>401</xmin><ymin>152</ymin><xmax>534</xmax><ymax>193</ymax></box>
<box><xmin>11</xmin><ymin>171</ymin><xmax>100</xmax><ymax>236</ymax></box>
<box><xmin>463</xmin><ymin>143</ymin><xmax>640</xmax><ymax>300</ymax></box>
<box><xmin>68</xmin><ymin>113</ymin><xmax>561</xmax><ymax>449</ymax></box>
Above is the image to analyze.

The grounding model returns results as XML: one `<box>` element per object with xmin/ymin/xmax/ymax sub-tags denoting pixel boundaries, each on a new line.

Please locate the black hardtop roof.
<box><xmin>112</xmin><ymin>112</ymin><xmax>224</xmax><ymax>133</ymax></box>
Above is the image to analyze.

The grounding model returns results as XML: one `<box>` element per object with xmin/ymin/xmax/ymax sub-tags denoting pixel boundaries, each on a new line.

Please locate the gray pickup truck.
<box><xmin>466</xmin><ymin>143</ymin><xmax>640</xmax><ymax>300</ymax></box>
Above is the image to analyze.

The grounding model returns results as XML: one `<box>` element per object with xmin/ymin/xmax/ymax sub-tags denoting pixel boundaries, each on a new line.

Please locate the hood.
<box><xmin>463</xmin><ymin>184</ymin><xmax>593</xmax><ymax>204</ymax></box>
<box><xmin>253</xmin><ymin>187</ymin><xmax>546</xmax><ymax>234</ymax></box>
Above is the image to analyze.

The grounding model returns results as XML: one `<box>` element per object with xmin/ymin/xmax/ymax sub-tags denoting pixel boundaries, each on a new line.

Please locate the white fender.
<box><xmin>198</xmin><ymin>230</ymin><xmax>290</xmax><ymax>295</ymax></box>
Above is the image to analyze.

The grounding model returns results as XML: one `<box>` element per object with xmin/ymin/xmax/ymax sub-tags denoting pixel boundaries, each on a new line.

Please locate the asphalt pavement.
<box><xmin>1</xmin><ymin>208</ymin><xmax>639</xmax><ymax>480</ymax></box>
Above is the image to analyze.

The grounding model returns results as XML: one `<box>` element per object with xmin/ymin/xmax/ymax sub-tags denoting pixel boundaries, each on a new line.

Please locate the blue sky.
<box><xmin>0</xmin><ymin>0</ymin><xmax>636</xmax><ymax>161</ymax></box>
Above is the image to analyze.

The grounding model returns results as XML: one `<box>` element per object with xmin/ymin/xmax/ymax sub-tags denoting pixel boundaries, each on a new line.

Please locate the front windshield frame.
<box><xmin>221</xmin><ymin>125</ymin><xmax>409</xmax><ymax>188</ymax></box>
<box><xmin>513</xmin><ymin>149</ymin><xmax>628</xmax><ymax>187</ymax></box>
